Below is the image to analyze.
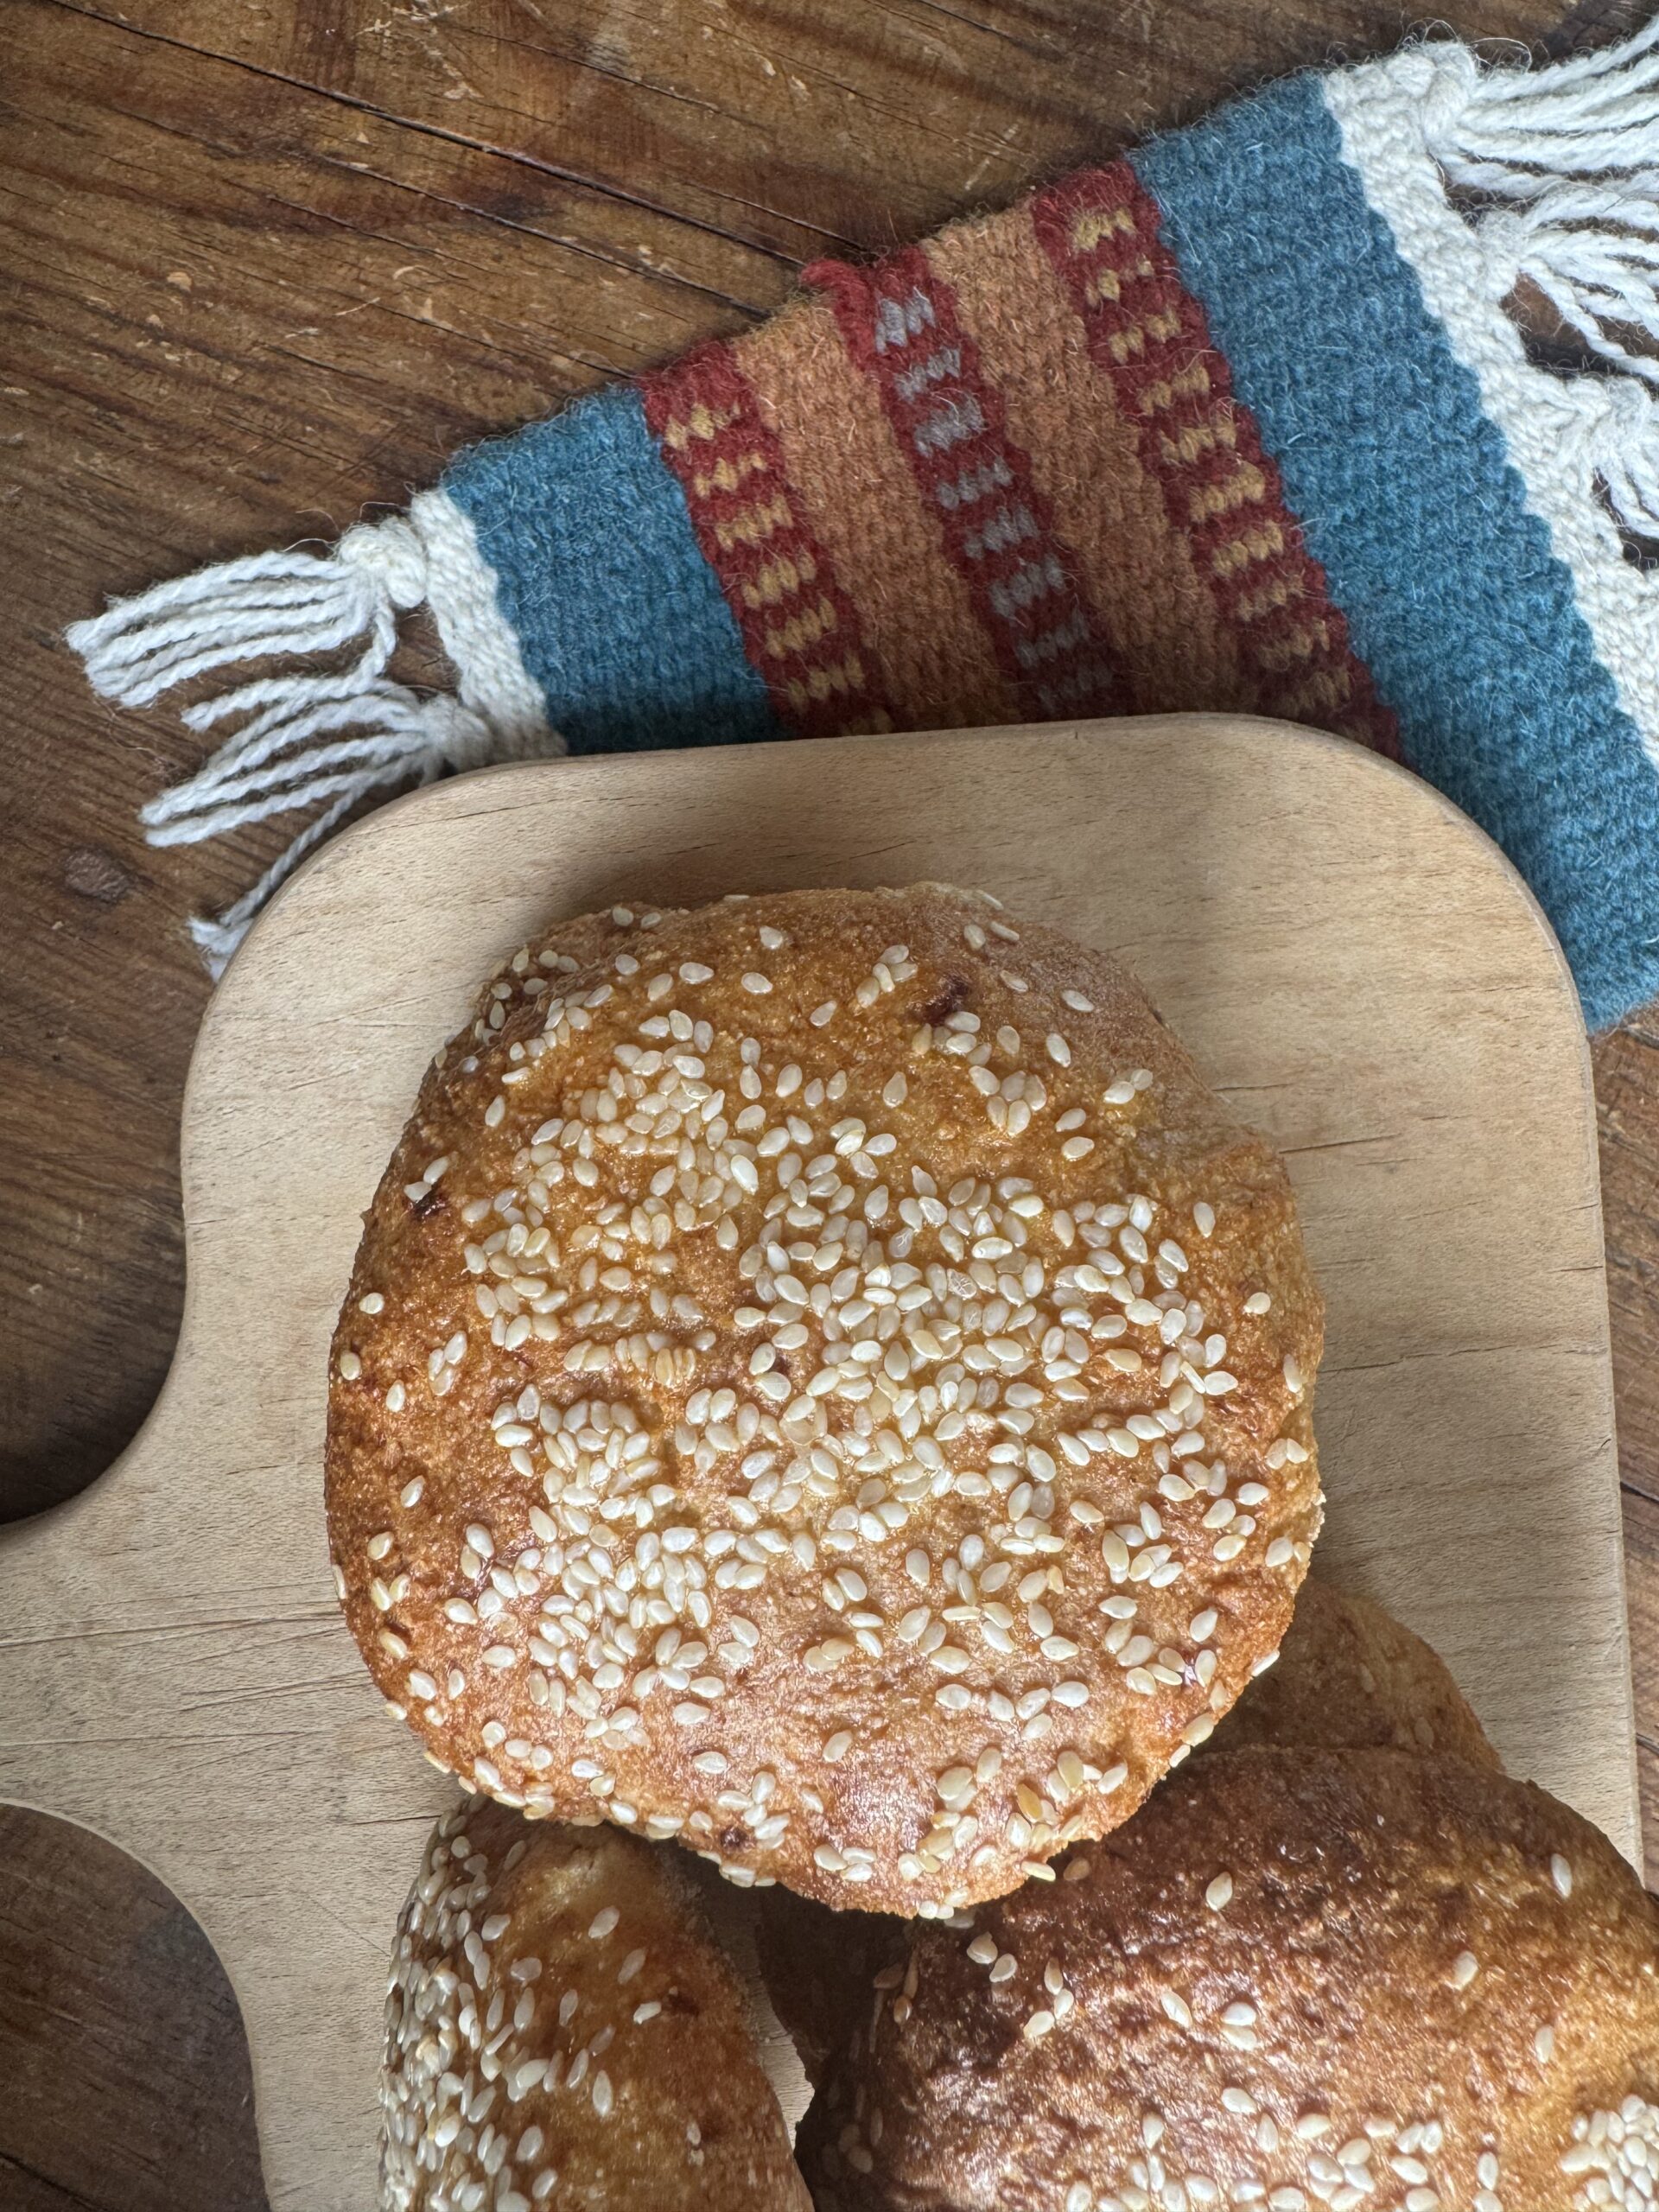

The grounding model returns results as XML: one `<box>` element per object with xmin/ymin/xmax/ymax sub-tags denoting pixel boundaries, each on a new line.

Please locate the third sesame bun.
<box><xmin>382</xmin><ymin>1802</ymin><xmax>810</xmax><ymax>2210</ymax></box>
<box><xmin>327</xmin><ymin>885</ymin><xmax>1323</xmax><ymax>1912</ymax></box>
<box><xmin>799</xmin><ymin>1748</ymin><xmax>1659</xmax><ymax>2212</ymax></box>
<box><xmin>1216</xmin><ymin>1578</ymin><xmax>1500</xmax><ymax>1766</ymax></box>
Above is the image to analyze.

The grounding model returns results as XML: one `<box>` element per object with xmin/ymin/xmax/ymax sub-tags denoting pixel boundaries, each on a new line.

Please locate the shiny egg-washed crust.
<box><xmin>1214</xmin><ymin>1578</ymin><xmax>1499</xmax><ymax>1767</ymax></box>
<box><xmin>800</xmin><ymin>1748</ymin><xmax>1659</xmax><ymax>2212</ymax></box>
<box><xmin>753</xmin><ymin>1579</ymin><xmax>1497</xmax><ymax>2083</ymax></box>
<box><xmin>382</xmin><ymin>1802</ymin><xmax>810</xmax><ymax>2211</ymax></box>
<box><xmin>327</xmin><ymin>886</ymin><xmax>1323</xmax><ymax>1912</ymax></box>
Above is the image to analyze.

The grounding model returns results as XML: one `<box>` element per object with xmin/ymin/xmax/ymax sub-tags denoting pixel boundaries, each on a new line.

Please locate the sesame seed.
<box><xmin>1205</xmin><ymin>1872</ymin><xmax>1233</xmax><ymax>1910</ymax></box>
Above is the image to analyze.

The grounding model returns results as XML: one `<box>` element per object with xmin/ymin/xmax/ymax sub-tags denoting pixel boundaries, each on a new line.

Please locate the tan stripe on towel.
<box><xmin>925</xmin><ymin>202</ymin><xmax>1247</xmax><ymax>714</ymax></box>
<box><xmin>732</xmin><ymin>298</ymin><xmax>1017</xmax><ymax>733</ymax></box>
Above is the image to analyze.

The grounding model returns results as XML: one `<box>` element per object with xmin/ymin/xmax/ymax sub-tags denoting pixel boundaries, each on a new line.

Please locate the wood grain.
<box><xmin>3</xmin><ymin>0</ymin><xmax>1656</xmax><ymax>2204</ymax></box>
<box><xmin>0</xmin><ymin>1808</ymin><xmax>265</xmax><ymax>2212</ymax></box>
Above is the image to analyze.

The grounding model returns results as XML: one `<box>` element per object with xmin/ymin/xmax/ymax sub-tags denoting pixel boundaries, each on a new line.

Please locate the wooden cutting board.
<box><xmin>0</xmin><ymin>715</ymin><xmax>1634</xmax><ymax>2212</ymax></box>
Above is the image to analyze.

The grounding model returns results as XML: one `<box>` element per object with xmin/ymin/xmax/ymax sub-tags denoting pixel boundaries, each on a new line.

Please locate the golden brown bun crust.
<box><xmin>327</xmin><ymin>886</ymin><xmax>1322</xmax><ymax>1911</ymax></box>
<box><xmin>800</xmin><ymin>1748</ymin><xmax>1659</xmax><ymax>2212</ymax></box>
<box><xmin>1217</xmin><ymin>1578</ymin><xmax>1500</xmax><ymax>1766</ymax></box>
<box><xmin>757</xmin><ymin>1582</ymin><xmax>1500</xmax><ymax>2086</ymax></box>
<box><xmin>381</xmin><ymin>1802</ymin><xmax>809</xmax><ymax>2210</ymax></box>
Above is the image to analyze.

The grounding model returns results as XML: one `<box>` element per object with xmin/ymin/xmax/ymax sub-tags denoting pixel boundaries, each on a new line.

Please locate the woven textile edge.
<box><xmin>1326</xmin><ymin>42</ymin><xmax>1659</xmax><ymax>777</ymax></box>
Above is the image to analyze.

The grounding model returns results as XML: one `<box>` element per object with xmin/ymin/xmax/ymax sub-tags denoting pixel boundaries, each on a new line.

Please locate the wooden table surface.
<box><xmin>3</xmin><ymin>0</ymin><xmax>1656</xmax><ymax>2202</ymax></box>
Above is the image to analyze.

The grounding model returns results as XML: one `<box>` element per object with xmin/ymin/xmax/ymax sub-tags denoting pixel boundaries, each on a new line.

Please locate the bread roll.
<box><xmin>799</xmin><ymin>1747</ymin><xmax>1659</xmax><ymax>2212</ymax></box>
<box><xmin>1217</xmin><ymin>1578</ymin><xmax>1499</xmax><ymax>1765</ymax></box>
<box><xmin>381</xmin><ymin>1801</ymin><xmax>810</xmax><ymax>2210</ymax></box>
<box><xmin>328</xmin><ymin>885</ymin><xmax>1322</xmax><ymax>1910</ymax></box>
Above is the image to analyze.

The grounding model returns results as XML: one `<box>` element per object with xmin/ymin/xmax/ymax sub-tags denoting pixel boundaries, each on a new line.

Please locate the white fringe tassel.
<box><xmin>1413</xmin><ymin>14</ymin><xmax>1659</xmax><ymax>415</ymax></box>
<box><xmin>67</xmin><ymin>510</ymin><xmax>560</xmax><ymax>976</ymax></box>
<box><xmin>1327</xmin><ymin>17</ymin><xmax>1659</xmax><ymax>801</ymax></box>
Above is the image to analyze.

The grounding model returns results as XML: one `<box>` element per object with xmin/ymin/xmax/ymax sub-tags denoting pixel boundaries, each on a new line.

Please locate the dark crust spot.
<box><xmin>411</xmin><ymin>1185</ymin><xmax>448</xmax><ymax>1220</ymax></box>
<box><xmin>918</xmin><ymin>975</ymin><xmax>971</xmax><ymax>1027</ymax></box>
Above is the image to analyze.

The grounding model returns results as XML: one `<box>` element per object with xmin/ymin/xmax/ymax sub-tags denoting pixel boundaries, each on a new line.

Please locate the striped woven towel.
<box><xmin>69</xmin><ymin>23</ymin><xmax>1659</xmax><ymax>1027</ymax></box>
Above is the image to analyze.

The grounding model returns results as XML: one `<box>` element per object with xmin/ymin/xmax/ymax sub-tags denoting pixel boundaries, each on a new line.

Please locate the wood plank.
<box><xmin>1592</xmin><ymin>1017</ymin><xmax>1659</xmax><ymax>1890</ymax></box>
<box><xmin>0</xmin><ymin>1806</ymin><xmax>265</xmax><ymax>2212</ymax></box>
<box><xmin>49</xmin><ymin>0</ymin><xmax>1579</xmax><ymax>269</ymax></box>
<box><xmin>1622</xmin><ymin>1487</ymin><xmax>1659</xmax><ymax>1831</ymax></box>
<box><xmin>1597</xmin><ymin>1019</ymin><xmax>1659</xmax><ymax>1514</ymax></box>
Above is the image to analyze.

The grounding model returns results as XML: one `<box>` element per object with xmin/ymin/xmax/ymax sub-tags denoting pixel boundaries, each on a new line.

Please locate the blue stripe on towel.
<box><xmin>442</xmin><ymin>385</ymin><xmax>780</xmax><ymax>756</ymax></box>
<box><xmin>1134</xmin><ymin>74</ymin><xmax>1659</xmax><ymax>1027</ymax></box>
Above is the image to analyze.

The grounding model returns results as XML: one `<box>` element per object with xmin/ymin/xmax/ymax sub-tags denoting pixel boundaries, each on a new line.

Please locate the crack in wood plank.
<box><xmin>41</xmin><ymin>0</ymin><xmax>815</xmax><ymax>273</ymax></box>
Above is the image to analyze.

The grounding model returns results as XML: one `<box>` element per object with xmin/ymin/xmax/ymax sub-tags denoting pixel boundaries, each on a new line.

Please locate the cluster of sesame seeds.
<box><xmin>336</xmin><ymin>891</ymin><xmax>1318</xmax><ymax>1904</ymax></box>
<box><xmin>382</xmin><ymin>1811</ymin><xmax>700</xmax><ymax>2212</ymax></box>
<box><xmin>1564</xmin><ymin>2098</ymin><xmax>1659</xmax><ymax>2208</ymax></box>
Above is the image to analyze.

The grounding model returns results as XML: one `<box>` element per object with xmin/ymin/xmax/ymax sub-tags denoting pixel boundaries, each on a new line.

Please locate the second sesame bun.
<box><xmin>327</xmin><ymin>885</ymin><xmax>1323</xmax><ymax>1912</ymax></box>
<box><xmin>1216</xmin><ymin>1578</ymin><xmax>1499</xmax><ymax>1766</ymax></box>
<box><xmin>798</xmin><ymin>1748</ymin><xmax>1659</xmax><ymax>2212</ymax></box>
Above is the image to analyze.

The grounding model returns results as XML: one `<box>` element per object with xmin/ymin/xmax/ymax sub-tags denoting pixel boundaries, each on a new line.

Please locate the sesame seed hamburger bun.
<box><xmin>381</xmin><ymin>1802</ymin><xmax>810</xmax><ymax>2210</ymax></box>
<box><xmin>1215</xmin><ymin>1577</ymin><xmax>1499</xmax><ymax>1767</ymax></box>
<box><xmin>799</xmin><ymin>1747</ymin><xmax>1659</xmax><ymax>2212</ymax></box>
<box><xmin>327</xmin><ymin>886</ymin><xmax>1323</xmax><ymax>1911</ymax></box>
